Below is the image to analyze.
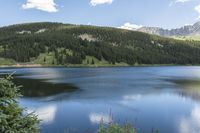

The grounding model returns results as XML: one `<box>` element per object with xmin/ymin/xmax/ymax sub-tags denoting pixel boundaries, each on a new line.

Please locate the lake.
<box><xmin>1</xmin><ymin>66</ymin><xmax>200</xmax><ymax>133</ymax></box>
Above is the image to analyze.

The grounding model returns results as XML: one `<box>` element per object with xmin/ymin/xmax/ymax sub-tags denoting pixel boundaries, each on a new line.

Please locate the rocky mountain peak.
<box><xmin>137</xmin><ymin>21</ymin><xmax>200</xmax><ymax>37</ymax></box>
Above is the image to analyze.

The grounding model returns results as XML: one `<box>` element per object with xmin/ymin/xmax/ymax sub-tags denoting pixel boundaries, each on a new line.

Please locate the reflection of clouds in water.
<box><xmin>27</xmin><ymin>105</ymin><xmax>57</xmax><ymax>124</ymax></box>
<box><xmin>191</xmin><ymin>105</ymin><xmax>200</xmax><ymax>125</ymax></box>
<box><xmin>19</xmin><ymin>68</ymin><xmax>64</xmax><ymax>80</ymax></box>
<box><xmin>179</xmin><ymin>104</ymin><xmax>200</xmax><ymax>133</ymax></box>
<box><xmin>89</xmin><ymin>113</ymin><xmax>111</xmax><ymax>124</ymax></box>
<box><xmin>123</xmin><ymin>94</ymin><xmax>142</xmax><ymax>101</ymax></box>
<box><xmin>120</xmin><ymin>94</ymin><xmax>141</xmax><ymax>105</ymax></box>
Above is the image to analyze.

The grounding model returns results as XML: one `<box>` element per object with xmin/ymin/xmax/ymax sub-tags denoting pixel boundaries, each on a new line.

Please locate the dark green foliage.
<box><xmin>98</xmin><ymin>122</ymin><xmax>160</xmax><ymax>133</ymax></box>
<box><xmin>0</xmin><ymin>76</ymin><xmax>39</xmax><ymax>133</ymax></box>
<box><xmin>98</xmin><ymin>123</ymin><xmax>136</xmax><ymax>133</ymax></box>
<box><xmin>156</xmin><ymin>129</ymin><xmax>159</xmax><ymax>133</ymax></box>
<box><xmin>1</xmin><ymin>22</ymin><xmax>200</xmax><ymax>65</ymax></box>
<box><xmin>52</xmin><ymin>59</ymin><xmax>55</xmax><ymax>65</ymax></box>
<box><xmin>65</xmin><ymin>54</ymin><xmax>82</xmax><ymax>64</ymax></box>
<box><xmin>91</xmin><ymin>59</ymin><xmax>95</xmax><ymax>65</ymax></box>
<box><xmin>43</xmin><ymin>57</ymin><xmax>46</xmax><ymax>62</ymax></box>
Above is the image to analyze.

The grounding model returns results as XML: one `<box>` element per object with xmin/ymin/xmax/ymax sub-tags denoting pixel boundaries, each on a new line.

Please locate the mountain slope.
<box><xmin>0</xmin><ymin>22</ymin><xmax>200</xmax><ymax>66</ymax></box>
<box><xmin>138</xmin><ymin>22</ymin><xmax>200</xmax><ymax>37</ymax></box>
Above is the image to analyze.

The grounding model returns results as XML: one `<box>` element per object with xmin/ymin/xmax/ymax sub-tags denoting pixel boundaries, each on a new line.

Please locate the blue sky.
<box><xmin>0</xmin><ymin>0</ymin><xmax>200</xmax><ymax>29</ymax></box>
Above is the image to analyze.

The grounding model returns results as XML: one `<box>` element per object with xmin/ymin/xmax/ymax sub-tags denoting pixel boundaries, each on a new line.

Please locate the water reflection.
<box><xmin>170</xmin><ymin>79</ymin><xmax>200</xmax><ymax>101</ymax></box>
<box><xmin>28</xmin><ymin>104</ymin><xmax>57</xmax><ymax>124</ymax></box>
<box><xmin>1</xmin><ymin>67</ymin><xmax>200</xmax><ymax>133</ymax></box>
<box><xmin>89</xmin><ymin>113</ymin><xmax>111</xmax><ymax>124</ymax></box>
<box><xmin>13</xmin><ymin>78</ymin><xmax>79</xmax><ymax>97</ymax></box>
<box><xmin>179</xmin><ymin>104</ymin><xmax>200</xmax><ymax>133</ymax></box>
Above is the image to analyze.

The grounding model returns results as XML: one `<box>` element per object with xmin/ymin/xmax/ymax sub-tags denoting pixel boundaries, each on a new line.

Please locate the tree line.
<box><xmin>0</xmin><ymin>22</ymin><xmax>200</xmax><ymax>65</ymax></box>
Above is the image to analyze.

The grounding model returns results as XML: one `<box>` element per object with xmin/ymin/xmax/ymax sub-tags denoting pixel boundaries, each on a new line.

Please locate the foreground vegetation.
<box><xmin>0</xmin><ymin>76</ymin><xmax>39</xmax><ymax>133</ymax></box>
<box><xmin>98</xmin><ymin>123</ymin><xmax>136</xmax><ymax>133</ymax></box>
<box><xmin>1</xmin><ymin>22</ymin><xmax>200</xmax><ymax>66</ymax></box>
<box><xmin>98</xmin><ymin>123</ymin><xmax>159</xmax><ymax>133</ymax></box>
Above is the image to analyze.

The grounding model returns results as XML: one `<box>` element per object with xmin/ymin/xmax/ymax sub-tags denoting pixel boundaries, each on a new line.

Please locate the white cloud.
<box><xmin>118</xmin><ymin>22</ymin><xmax>143</xmax><ymax>30</ymax></box>
<box><xmin>195</xmin><ymin>4</ymin><xmax>200</xmax><ymax>19</ymax></box>
<box><xmin>90</xmin><ymin>0</ymin><xmax>114</xmax><ymax>6</ymax></box>
<box><xmin>22</xmin><ymin>0</ymin><xmax>58</xmax><ymax>13</ymax></box>
<box><xmin>175</xmin><ymin>0</ymin><xmax>191</xmax><ymax>3</ymax></box>
<box><xmin>87</xmin><ymin>22</ymin><xmax>92</xmax><ymax>25</ymax></box>
<box><xmin>169</xmin><ymin>0</ymin><xmax>191</xmax><ymax>6</ymax></box>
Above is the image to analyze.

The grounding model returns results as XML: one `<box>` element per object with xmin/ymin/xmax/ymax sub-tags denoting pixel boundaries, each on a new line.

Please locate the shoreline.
<box><xmin>0</xmin><ymin>64</ymin><xmax>42</xmax><ymax>68</ymax></box>
<box><xmin>0</xmin><ymin>63</ymin><xmax>200</xmax><ymax>68</ymax></box>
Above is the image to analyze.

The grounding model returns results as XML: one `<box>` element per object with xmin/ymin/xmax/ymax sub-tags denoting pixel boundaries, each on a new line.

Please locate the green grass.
<box><xmin>30</xmin><ymin>52</ymin><xmax>56</xmax><ymax>65</ymax></box>
<box><xmin>82</xmin><ymin>56</ymin><xmax>129</xmax><ymax>67</ymax></box>
<box><xmin>30</xmin><ymin>48</ymin><xmax>74</xmax><ymax>65</ymax></box>
<box><xmin>56</xmin><ymin>25</ymin><xmax>80</xmax><ymax>30</ymax></box>
<box><xmin>0</xmin><ymin>58</ymin><xmax>16</xmax><ymax>66</ymax></box>
<box><xmin>0</xmin><ymin>51</ymin><xmax>189</xmax><ymax>67</ymax></box>
<box><xmin>1</xmin><ymin>53</ymin><xmax>199</xmax><ymax>68</ymax></box>
<box><xmin>173</xmin><ymin>35</ymin><xmax>200</xmax><ymax>41</ymax></box>
<box><xmin>30</xmin><ymin>54</ymin><xmax>129</xmax><ymax>67</ymax></box>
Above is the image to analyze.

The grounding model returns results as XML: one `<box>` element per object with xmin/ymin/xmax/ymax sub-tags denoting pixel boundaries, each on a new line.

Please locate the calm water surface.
<box><xmin>1</xmin><ymin>66</ymin><xmax>200</xmax><ymax>133</ymax></box>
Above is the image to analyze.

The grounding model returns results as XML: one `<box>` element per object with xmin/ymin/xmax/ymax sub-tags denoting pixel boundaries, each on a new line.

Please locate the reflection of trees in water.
<box><xmin>172</xmin><ymin>79</ymin><xmax>200</xmax><ymax>101</ymax></box>
<box><xmin>157</xmin><ymin>79</ymin><xmax>200</xmax><ymax>133</ymax></box>
<box><xmin>13</xmin><ymin>78</ymin><xmax>79</xmax><ymax>97</ymax></box>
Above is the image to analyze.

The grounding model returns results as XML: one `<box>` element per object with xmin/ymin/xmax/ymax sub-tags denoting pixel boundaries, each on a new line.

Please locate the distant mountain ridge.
<box><xmin>138</xmin><ymin>21</ymin><xmax>200</xmax><ymax>37</ymax></box>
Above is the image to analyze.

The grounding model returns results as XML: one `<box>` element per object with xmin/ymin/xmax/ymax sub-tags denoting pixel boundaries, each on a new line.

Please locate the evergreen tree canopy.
<box><xmin>0</xmin><ymin>75</ymin><xmax>39</xmax><ymax>133</ymax></box>
<box><xmin>0</xmin><ymin>22</ymin><xmax>200</xmax><ymax>65</ymax></box>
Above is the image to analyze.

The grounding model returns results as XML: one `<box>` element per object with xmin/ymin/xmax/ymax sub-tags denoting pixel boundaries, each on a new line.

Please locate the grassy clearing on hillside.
<box><xmin>29</xmin><ymin>53</ymin><xmax>129</xmax><ymax>67</ymax></box>
<box><xmin>82</xmin><ymin>56</ymin><xmax>129</xmax><ymax>67</ymax></box>
<box><xmin>31</xmin><ymin>52</ymin><xmax>56</xmax><ymax>65</ymax></box>
<box><xmin>0</xmin><ymin>58</ymin><xmax>16</xmax><ymax>65</ymax></box>
<box><xmin>173</xmin><ymin>35</ymin><xmax>200</xmax><ymax>41</ymax></box>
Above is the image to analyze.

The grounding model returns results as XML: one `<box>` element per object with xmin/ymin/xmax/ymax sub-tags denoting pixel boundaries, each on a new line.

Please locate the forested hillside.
<box><xmin>0</xmin><ymin>22</ymin><xmax>200</xmax><ymax>66</ymax></box>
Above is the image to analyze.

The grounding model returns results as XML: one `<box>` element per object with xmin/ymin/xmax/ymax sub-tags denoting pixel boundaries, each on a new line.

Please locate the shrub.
<box><xmin>0</xmin><ymin>75</ymin><xmax>39</xmax><ymax>133</ymax></box>
<box><xmin>98</xmin><ymin>123</ymin><xmax>136</xmax><ymax>133</ymax></box>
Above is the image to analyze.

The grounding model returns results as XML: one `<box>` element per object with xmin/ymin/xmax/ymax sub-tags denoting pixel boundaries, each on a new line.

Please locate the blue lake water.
<box><xmin>1</xmin><ymin>66</ymin><xmax>200</xmax><ymax>133</ymax></box>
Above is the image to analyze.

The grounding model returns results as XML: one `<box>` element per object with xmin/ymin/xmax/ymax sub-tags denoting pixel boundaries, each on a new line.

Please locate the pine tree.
<box><xmin>44</xmin><ymin>57</ymin><xmax>46</xmax><ymax>62</ymax></box>
<box><xmin>91</xmin><ymin>59</ymin><xmax>95</xmax><ymax>65</ymax></box>
<box><xmin>0</xmin><ymin>76</ymin><xmax>39</xmax><ymax>133</ymax></box>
